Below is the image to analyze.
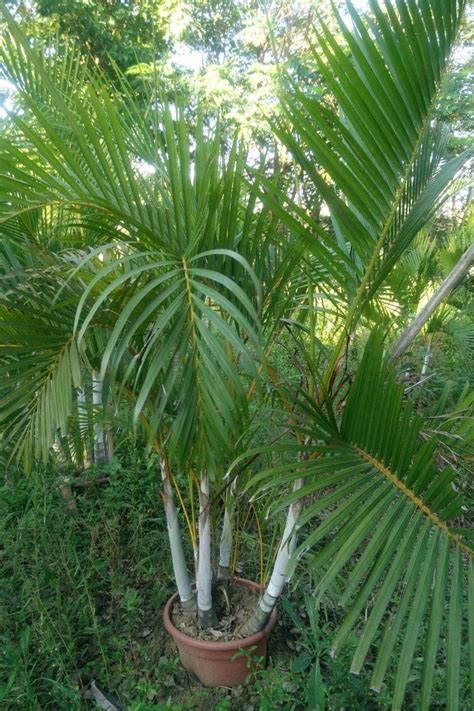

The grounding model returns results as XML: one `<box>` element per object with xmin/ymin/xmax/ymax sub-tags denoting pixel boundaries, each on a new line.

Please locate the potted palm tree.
<box><xmin>0</xmin><ymin>0</ymin><xmax>472</xmax><ymax>705</ymax></box>
<box><xmin>0</xmin><ymin>5</ymin><xmax>283</xmax><ymax>683</ymax></box>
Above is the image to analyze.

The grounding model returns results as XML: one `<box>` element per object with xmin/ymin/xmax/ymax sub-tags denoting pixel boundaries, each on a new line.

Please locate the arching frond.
<box><xmin>72</xmin><ymin>248</ymin><xmax>262</xmax><ymax>471</ymax></box>
<box><xmin>251</xmin><ymin>333</ymin><xmax>472</xmax><ymax>709</ymax></box>
<box><xmin>0</xmin><ymin>10</ymin><xmax>274</xmax><ymax>473</ymax></box>
<box><xmin>272</xmin><ymin>0</ymin><xmax>471</xmax><ymax>328</ymax></box>
<box><xmin>0</xmin><ymin>235</ymin><xmax>106</xmax><ymax>469</ymax></box>
<box><xmin>0</xmin><ymin>296</ymin><xmax>82</xmax><ymax>469</ymax></box>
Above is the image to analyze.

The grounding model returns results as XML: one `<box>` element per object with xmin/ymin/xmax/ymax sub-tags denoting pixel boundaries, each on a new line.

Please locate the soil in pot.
<box><xmin>164</xmin><ymin>578</ymin><xmax>277</xmax><ymax>686</ymax></box>
<box><xmin>171</xmin><ymin>581</ymin><xmax>259</xmax><ymax>641</ymax></box>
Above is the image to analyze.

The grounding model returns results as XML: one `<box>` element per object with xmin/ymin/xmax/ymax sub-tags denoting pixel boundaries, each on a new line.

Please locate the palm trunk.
<box><xmin>197</xmin><ymin>471</ymin><xmax>213</xmax><ymax>628</ymax></box>
<box><xmin>217</xmin><ymin>507</ymin><xmax>233</xmax><ymax>584</ymax></box>
<box><xmin>217</xmin><ymin>481</ymin><xmax>236</xmax><ymax>585</ymax></box>
<box><xmin>106</xmin><ymin>427</ymin><xmax>114</xmax><ymax>460</ymax></box>
<box><xmin>421</xmin><ymin>337</ymin><xmax>432</xmax><ymax>376</ymax></box>
<box><xmin>285</xmin><ymin>484</ymin><xmax>305</xmax><ymax>581</ymax></box>
<box><xmin>60</xmin><ymin>476</ymin><xmax>78</xmax><ymax>513</ymax></box>
<box><xmin>390</xmin><ymin>244</ymin><xmax>474</xmax><ymax>361</ymax></box>
<box><xmin>77</xmin><ymin>387</ymin><xmax>92</xmax><ymax>469</ymax></box>
<box><xmin>241</xmin><ymin>477</ymin><xmax>304</xmax><ymax>636</ymax></box>
<box><xmin>92</xmin><ymin>370</ymin><xmax>107</xmax><ymax>465</ymax></box>
<box><xmin>160</xmin><ymin>456</ymin><xmax>196</xmax><ymax>612</ymax></box>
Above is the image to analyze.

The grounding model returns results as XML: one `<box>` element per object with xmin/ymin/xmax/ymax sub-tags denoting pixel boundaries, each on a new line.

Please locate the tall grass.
<box><xmin>0</xmin><ymin>454</ymin><xmax>172</xmax><ymax>709</ymax></box>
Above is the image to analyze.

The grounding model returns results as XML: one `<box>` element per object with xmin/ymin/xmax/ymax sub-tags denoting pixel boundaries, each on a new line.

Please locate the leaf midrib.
<box><xmin>321</xmin><ymin>52</ymin><xmax>457</xmax><ymax>393</ymax></box>
<box><xmin>354</xmin><ymin>445</ymin><xmax>472</xmax><ymax>558</ymax></box>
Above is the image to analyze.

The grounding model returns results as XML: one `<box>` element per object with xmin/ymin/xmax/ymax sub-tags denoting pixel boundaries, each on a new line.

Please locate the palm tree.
<box><xmin>0</xmin><ymin>6</ymin><xmax>286</xmax><ymax>627</ymax></box>
<box><xmin>0</xmin><ymin>0</ymin><xmax>472</xmax><ymax>708</ymax></box>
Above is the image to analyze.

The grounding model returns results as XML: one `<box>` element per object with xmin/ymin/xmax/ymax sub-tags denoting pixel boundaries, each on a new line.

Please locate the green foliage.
<box><xmin>6</xmin><ymin>0</ymin><xmax>173</xmax><ymax>75</ymax></box>
<box><xmin>0</xmin><ymin>456</ymin><xmax>172</xmax><ymax>709</ymax></box>
<box><xmin>434</xmin><ymin>7</ymin><xmax>474</xmax><ymax>153</ymax></box>
<box><xmin>0</xmin><ymin>454</ymin><xmax>393</xmax><ymax>710</ymax></box>
<box><xmin>0</xmin><ymin>15</ymin><xmax>274</xmax><ymax>472</ymax></box>
<box><xmin>272</xmin><ymin>0</ymin><xmax>472</xmax><ymax>341</ymax></box>
<box><xmin>251</xmin><ymin>333</ymin><xmax>473</xmax><ymax>709</ymax></box>
<box><xmin>0</xmin><ymin>1</ymin><xmax>473</xmax><ymax>709</ymax></box>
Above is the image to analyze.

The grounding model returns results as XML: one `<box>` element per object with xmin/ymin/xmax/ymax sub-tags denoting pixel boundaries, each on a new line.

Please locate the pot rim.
<box><xmin>163</xmin><ymin>576</ymin><xmax>277</xmax><ymax>651</ymax></box>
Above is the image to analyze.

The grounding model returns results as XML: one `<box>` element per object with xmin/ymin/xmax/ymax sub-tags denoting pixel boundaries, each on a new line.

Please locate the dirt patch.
<box><xmin>171</xmin><ymin>582</ymin><xmax>260</xmax><ymax>641</ymax></box>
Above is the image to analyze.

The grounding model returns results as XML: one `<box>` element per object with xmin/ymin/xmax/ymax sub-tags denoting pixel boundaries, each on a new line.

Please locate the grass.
<box><xmin>1</xmin><ymin>454</ymin><xmax>173</xmax><ymax>709</ymax></box>
<box><xmin>0</xmin><ymin>441</ymin><xmax>462</xmax><ymax>709</ymax></box>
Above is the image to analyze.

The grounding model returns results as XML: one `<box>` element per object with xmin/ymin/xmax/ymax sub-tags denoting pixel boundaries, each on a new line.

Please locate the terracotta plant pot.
<box><xmin>163</xmin><ymin>577</ymin><xmax>277</xmax><ymax>687</ymax></box>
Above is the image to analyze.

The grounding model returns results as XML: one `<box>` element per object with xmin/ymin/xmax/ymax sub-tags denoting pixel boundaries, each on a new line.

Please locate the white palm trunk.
<box><xmin>390</xmin><ymin>244</ymin><xmax>474</xmax><ymax>361</ymax></box>
<box><xmin>421</xmin><ymin>337</ymin><xmax>432</xmax><ymax>376</ymax></box>
<box><xmin>285</xmin><ymin>484</ymin><xmax>305</xmax><ymax>582</ymax></box>
<box><xmin>241</xmin><ymin>477</ymin><xmax>304</xmax><ymax>636</ymax></box>
<box><xmin>160</xmin><ymin>457</ymin><xmax>196</xmax><ymax>612</ymax></box>
<box><xmin>217</xmin><ymin>480</ymin><xmax>236</xmax><ymax>584</ymax></box>
<box><xmin>197</xmin><ymin>471</ymin><xmax>213</xmax><ymax>628</ymax></box>
<box><xmin>77</xmin><ymin>387</ymin><xmax>92</xmax><ymax>468</ymax></box>
<box><xmin>217</xmin><ymin>507</ymin><xmax>233</xmax><ymax>584</ymax></box>
<box><xmin>92</xmin><ymin>370</ymin><xmax>107</xmax><ymax>464</ymax></box>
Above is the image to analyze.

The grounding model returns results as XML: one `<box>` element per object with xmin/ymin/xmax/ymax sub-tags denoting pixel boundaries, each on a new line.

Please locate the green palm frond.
<box><xmin>272</xmin><ymin>0</ymin><xmax>471</xmax><ymax>335</ymax></box>
<box><xmin>420</xmin><ymin>381</ymin><xmax>474</xmax><ymax>479</ymax></box>
<box><xmin>0</xmin><ymin>27</ymin><xmax>90</xmax><ymax>113</ymax></box>
<box><xmin>446</xmin><ymin>316</ymin><xmax>474</xmax><ymax>357</ymax></box>
<box><xmin>1</xmin><ymin>12</ymin><xmax>169</xmax><ymax>247</ymax></box>
<box><xmin>0</xmin><ymin>291</ymin><xmax>82</xmax><ymax>468</ymax></box>
<box><xmin>417</xmin><ymin>302</ymin><xmax>474</xmax><ymax>359</ymax></box>
<box><xmin>251</xmin><ymin>332</ymin><xmax>472</xmax><ymax>709</ymax></box>
<box><xmin>71</xmin><ymin>247</ymin><xmax>262</xmax><ymax>470</ymax></box>
<box><xmin>0</xmin><ymin>9</ymin><xmax>275</xmax><ymax>471</ymax></box>
<box><xmin>0</xmin><ymin>231</ymin><xmax>107</xmax><ymax>469</ymax></box>
<box><xmin>0</xmin><ymin>11</ymin><xmax>276</xmax><ymax>274</ymax></box>
<box><xmin>380</xmin><ymin>229</ymin><xmax>437</xmax><ymax>317</ymax></box>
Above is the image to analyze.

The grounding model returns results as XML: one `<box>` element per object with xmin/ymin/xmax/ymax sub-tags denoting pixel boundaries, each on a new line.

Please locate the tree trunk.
<box><xmin>60</xmin><ymin>476</ymin><xmax>78</xmax><ymax>513</ymax></box>
<box><xmin>390</xmin><ymin>244</ymin><xmax>474</xmax><ymax>361</ymax></box>
<box><xmin>240</xmin><ymin>477</ymin><xmax>304</xmax><ymax>636</ymax></box>
<box><xmin>217</xmin><ymin>507</ymin><xmax>233</xmax><ymax>585</ymax></box>
<box><xmin>160</xmin><ymin>456</ymin><xmax>196</xmax><ymax>612</ymax></box>
<box><xmin>217</xmin><ymin>481</ymin><xmax>236</xmax><ymax>585</ymax></box>
<box><xmin>92</xmin><ymin>370</ymin><xmax>107</xmax><ymax>465</ymax></box>
<box><xmin>77</xmin><ymin>387</ymin><xmax>92</xmax><ymax>469</ymax></box>
<box><xmin>421</xmin><ymin>336</ymin><xmax>432</xmax><ymax>376</ymax></box>
<box><xmin>197</xmin><ymin>472</ymin><xmax>213</xmax><ymax>628</ymax></box>
<box><xmin>106</xmin><ymin>427</ymin><xmax>114</xmax><ymax>461</ymax></box>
